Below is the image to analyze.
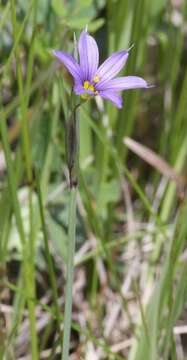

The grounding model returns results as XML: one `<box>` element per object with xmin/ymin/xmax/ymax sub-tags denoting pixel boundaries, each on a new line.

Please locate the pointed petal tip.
<box><xmin>80</xmin><ymin>27</ymin><xmax>88</xmax><ymax>37</ymax></box>
<box><xmin>52</xmin><ymin>49</ymin><xmax>64</xmax><ymax>60</ymax></box>
<box><xmin>97</xmin><ymin>76</ymin><xmax>152</xmax><ymax>92</ymax></box>
<box><xmin>121</xmin><ymin>49</ymin><xmax>129</xmax><ymax>56</ymax></box>
<box><xmin>52</xmin><ymin>49</ymin><xmax>58</xmax><ymax>57</ymax></box>
<box><xmin>142</xmin><ymin>83</ymin><xmax>156</xmax><ymax>90</ymax></box>
<box><xmin>147</xmin><ymin>84</ymin><xmax>156</xmax><ymax>89</ymax></box>
<box><xmin>52</xmin><ymin>50</ymin><xmax>64</xmax><ymax>59</ymax></box>
<box><xmin>127</xmin><ymin>44</ymin><xmax>134</xmax><ymax>52</ymax></box>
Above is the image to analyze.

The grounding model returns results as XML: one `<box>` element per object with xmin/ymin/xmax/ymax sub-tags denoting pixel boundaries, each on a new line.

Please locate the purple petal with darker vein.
<box><xmin>99</xmin><ymin>91</ymin><xmax>123</xmax><ymax>109</ymax></box>
<box><xmin>96</xmin><ymin>50</ymin><xmax>129</xmax><ymax>82</ymax></box>
<box><xmin>96</xmin><ymin>76</ymin><xmax>149</xmax><ymax>91</ymax></box>
<box><xmin>78</xmin><ymin>30</ymin><xmax>99</xmax><ymax>81</ymax></box>
<box><xmin>53</xmin><ymin>50</ymin><xmax>83</xmax><ymax>82</ymax></box>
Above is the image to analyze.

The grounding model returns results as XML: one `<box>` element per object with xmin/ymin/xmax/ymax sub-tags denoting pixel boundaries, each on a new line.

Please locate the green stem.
<box><xmin>62</xmin><ymin>186</ymin><xmax>77</xmax><ymax>360</ymax></box>
<box><xmin>36</xmin><ymin>174</ymin><xmax>61</xmax><ymax>333</ymax></box>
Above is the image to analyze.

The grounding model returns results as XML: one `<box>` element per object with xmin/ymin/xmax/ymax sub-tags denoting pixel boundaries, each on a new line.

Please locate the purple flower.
<box><xmin>53</xmin><ymin>29</ymin><xmax>150</xmax><ymax>109</ymax></box>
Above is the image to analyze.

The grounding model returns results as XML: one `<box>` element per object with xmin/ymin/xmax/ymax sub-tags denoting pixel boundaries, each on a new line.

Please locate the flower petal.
<box><xmin>78</xmin><ymin>30</ymin><xmax>99</xmax><ymax>81</ymax></box>
<box><xmin>96</xmin><ymin>50</ymin><xmax>129</xmax><ymax>82</ymax></box>
<box><xmin>53</xmin><ymin>50</ymin><xmax>83</xmax><ymax>82</ymax></box>
<box><xmin>99</xmin><ymin>91</ymin><xmax>123</xmax><ymax>109</ymax></box>
<box><xmin>74</xmin><ymin>84</ymin><xmax>86</xmax><ymax>95</ymax></box>
<box><xmin>96</xmin><ymin>76</ymin><xmax>149</xmax><ymax>91</ymax></box>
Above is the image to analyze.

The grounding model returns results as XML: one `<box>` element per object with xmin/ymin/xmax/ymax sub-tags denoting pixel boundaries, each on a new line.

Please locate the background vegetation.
<box><xmin>0</xmin><ymin>0</ymin><xmax>187</xmax><ymax>359</ymax></box>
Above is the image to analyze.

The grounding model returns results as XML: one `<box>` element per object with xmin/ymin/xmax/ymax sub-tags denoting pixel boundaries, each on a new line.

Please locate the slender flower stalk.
<box><xmin>62</xmin><ymin>103</ymin><xmax>79</xmax><ymax>359</ymax></box>
<box><xmin>62</xmin><ymin>186</ymin><xmax>77</xmax><ymax>360</ymax></box>
<box><xmin>54</xmin><ymin>28</ymin><xmax>151</xmax><ymax>360</ymax></box>
<box><xmin>53</xmin><ymin>29</ymin><xmax>151</xmax><ymax>109</ymax></box>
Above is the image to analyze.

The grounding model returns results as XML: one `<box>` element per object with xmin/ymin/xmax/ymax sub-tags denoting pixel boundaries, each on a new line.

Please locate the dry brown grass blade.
<box><xmin>123</xmin><ymin>136</ymin><xmax>186</xmax><ymax>193</ymax></box>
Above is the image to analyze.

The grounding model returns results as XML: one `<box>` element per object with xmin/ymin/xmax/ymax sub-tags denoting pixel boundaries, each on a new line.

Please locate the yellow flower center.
<box><xmin>88</xmin><ymin>84</ymin><xmax>94</xmax><ymax>91</ymax></box>
<box><xmin>82</xmin><ymin>80</ymin><xmax>99</xmax><ymax>100</ymax></box>
<box><xmin>93</xmin><ymin>75</ymin><xmax>100</xmax><ymax>83</ymax></box>
<box><xmin>83</xmin><ymin>80</ymin><xmax>96</xmax><ymax>92</ymax></box>
<box><xmin>83</xmin><ymin>80</ymin><xmax>90</xmax><ymax>90</ymax></box>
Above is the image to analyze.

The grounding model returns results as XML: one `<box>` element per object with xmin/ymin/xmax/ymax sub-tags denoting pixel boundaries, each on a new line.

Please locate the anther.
<box><xmin>93</xmin><ymin>75</ymin><xmax>100</xmax><ymax>83</ymax></box>
<box><xmin>88</xmin><ymin>84</ymin><xmax>94</xmax><ymax>91</ymax></box>
<box><xmin>83</xmin><ymin>81</ymin><xmax>90</xmax><ymax>89</ymax></box>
